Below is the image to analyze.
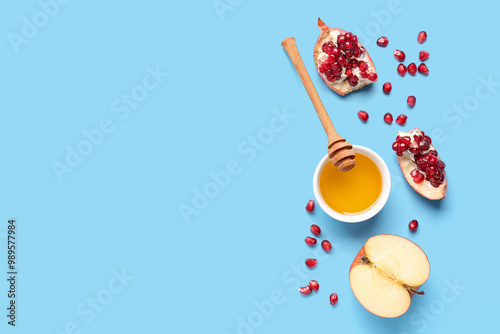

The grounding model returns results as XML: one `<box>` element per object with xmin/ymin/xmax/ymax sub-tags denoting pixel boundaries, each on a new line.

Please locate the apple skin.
<box><xmin>349</xmin><ymin>235</ymin><xmax>425</xmax><ymax>300</ymax></box>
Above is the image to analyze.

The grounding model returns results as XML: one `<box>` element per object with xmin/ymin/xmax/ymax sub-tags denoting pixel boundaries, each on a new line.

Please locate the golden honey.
<box><xmin>319</xmin><ymin>153</ymin><xmax>382</xmax><ymax>215</ymax></box>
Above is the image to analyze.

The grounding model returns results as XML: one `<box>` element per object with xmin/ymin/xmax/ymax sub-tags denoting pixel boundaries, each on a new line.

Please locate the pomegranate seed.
<box><xmin>419</xmin><ymin>51</ymin><xmax>429</xmax><ymax>61</ymax></box>
<box><xmin>377</xmin><ymin>36</ymin><xmax>389</xmax><ymax>47</ymax></box>
<box><xmin>358</xmin><ymin>61</ymin><xmax>368</xmax><ymax>72</ymax></box>
<box><xmin>413</xmin><ymin>172</ymin><xmax>425</xmax><ymax>183</ymax></box>
<box><xmin>393</xmin><ymin>50</ymin><xmax>406</xmax><ymax>62</ymax></box>
<box><xmin>407</xmin><ymin>96</ymin><xmax>416</xmax><ymax>107</ymax></box>
<box><xmin>306</xmin><ymin>200</ymin><xmax>315</xmax><ymax>212</ymax></box>
<box><xmin>409</xmin><ymin>219</ymin><xmax>418</xmax><ymax>232</ymax></box>
<box><xmin>367</xmin><ymin>72</ymin><xmax>378</xmax><ymax>81</ymax></box>
<box><xmin>382</xmin><ymin>82</ymin><xmax>392</xmax><ymax>94</ymax></box>
<box><xmin>305</xmin><ymin>237</ymin><xmax>317</xmax><ymax>246</ymax></box>
<box><xmin>408</xmin><ymin>63</ymin><xmax>417</xmax><ymax>75</ymax></box>
<box><xmin>418</xmin><ymin>63</ymin><xmax>429</xmax><ymax>75</ymax></box>
<box><xmin>397</xmin><ymin>64</ymin><xmax>407</xmax><ymax>77</ymax></box>
<box><xmin>337</xmin><ymin>56</ymin><xmax>346</xmax><ymax>66</ymax></box>
<box><xmin>299</xmin><ymin>286</ymin><xmax>312</xmax><ymax>295</ymax></box>
<box><xmin>396</xmin><ymin>114</ymin><xmax>407</xmax><ymax>125</ymax></box>
<box><xmin>329</xmin><ymin>293</ymin><xmax>339</xmax><ymax>305</ymax></box>
<box><xmin>305</xmin><ymin>258</ymin><xmax>318</xmax><ymax>268</ymax></box>
<box><xmin>321</xmin><ymin>240</ymin><xmax>332</xmax><ymax>252</ymax></box>
<box><xmin>417</xmin><ymin>31</ymin><xmax>427</xmax><ymax>44</ymax></box>
<box><xmin>310</xmin><ymin>224</ymin><xmax>321</xmax><ymax>236</ymax></box>
<box><xmin>309</xmin><ymin>280</ymin><xmax>319</xmax><ymax>291</ymax></box>
<box><xmin>401</xmin><ymin>136</ymin><xmax>411</xmax><ymax>145</ymax></box>
<box><xmin>384</xmin><ymin>113</ymin><xmax>393</xmax><ymax>124</ymax></box>
<box><xmin>358</xmin><ymin>110</ymin><xmax>369</xmax><ymax>122</ymax></box>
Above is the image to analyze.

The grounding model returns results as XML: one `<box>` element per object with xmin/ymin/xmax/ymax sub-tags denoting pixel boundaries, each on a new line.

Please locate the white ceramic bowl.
<box><xmin>313</xmin><ymin>145</ymin><xmax>391</xmax><ymax>223</ymax></box>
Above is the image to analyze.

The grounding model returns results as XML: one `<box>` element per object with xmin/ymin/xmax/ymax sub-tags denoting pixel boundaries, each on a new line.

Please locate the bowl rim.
<box><xmin>312</xmin><ymin>145</ymin><xmax>391</xmax><ymax>223</ymax></box>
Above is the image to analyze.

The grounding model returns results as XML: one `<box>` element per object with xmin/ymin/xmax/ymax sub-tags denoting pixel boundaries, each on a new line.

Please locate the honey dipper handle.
<box><xmin>281</xmin><ymin>37</ymin><xmax>341</xmax><ymax>146</ymax></box>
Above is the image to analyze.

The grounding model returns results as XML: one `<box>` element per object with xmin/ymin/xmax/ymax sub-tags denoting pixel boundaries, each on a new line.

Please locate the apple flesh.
<box><xmin>349</xmin><ymin>235</ymin><xmax>430</xmax><ymax>318</ymax></box>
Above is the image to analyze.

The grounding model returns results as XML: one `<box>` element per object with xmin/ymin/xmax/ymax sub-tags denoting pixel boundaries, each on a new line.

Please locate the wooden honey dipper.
<box><xmin>281</xmin><ymin>37</ymin><xmax>356</xmax><ymax>172</ymax></box>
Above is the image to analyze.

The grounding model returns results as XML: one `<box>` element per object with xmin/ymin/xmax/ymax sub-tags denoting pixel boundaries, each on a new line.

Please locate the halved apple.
<box><xmin>349</xmin><ymin>235</ymin><xmax>430</xmax><ymax>318</ymax></box>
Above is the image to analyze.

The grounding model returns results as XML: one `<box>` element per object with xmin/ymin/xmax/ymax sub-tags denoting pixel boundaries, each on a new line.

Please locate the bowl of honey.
<box><xmin>313</xmin><ymin>145</ymin><xmax>391</xmax><ymax>223</ymax></box>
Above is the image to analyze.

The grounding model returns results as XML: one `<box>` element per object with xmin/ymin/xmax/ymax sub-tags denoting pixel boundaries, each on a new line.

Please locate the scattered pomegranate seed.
<box><xmin>396</xmin><ymin>114</ymin><xmax>408</xmax><ymax>125</ymax></box>
<box><xmin>376</xmin><ymin>36</ymin><xmax>389</xmax><ymax>47</ymax></box>
<box><xmin>306</xmin><ymin>200</ymin><xmax>315</xmax><ymax>212</ymax></box>
<box><xmin>409</xmin><ymin>219</ymin><xmax>418</xmax><ymax>232</ymax></box>
<box><xmin>408</xmin><ymin>63</ymin><xmax>417</xmax><ymax>75</ymax></box>
<box><xmin>417</xmin><ymin>31</ymin><xmax>427</xmax><ymax>44</ymax></box>
<box><xmin>358</xmin><ymin>110</ymin><xmax>369</xmax><ymax>122</ymax></box>
<box><xmin>397</xmin><ymin>64</ymin><xmax>407</xmax><ymax>77</ymax></box>
<box><xmin>305</xmin><ymin>258</ymin><xmax>318</xmax><ymax>268</ymax></box>
<box><xmin>330</xmin><ymin>293</ymin><xmax>339</xmax><ymax>305</ymax></box>
<box><xmin>407</xmin><ymin>96</ymin><xmax>416</xmax><ymax>107</ymax></box>
<box><xmin>299</xmin><ymin>286</ymin><xmax>313</xmax><ymax>295</ymax></box>
<box><xmin>419</xmin><ymin>51</ymin><xmax>429</xmax><ymax>61</ymax></box>
<box><xmin>321</xmin><ymin>240</ymin><xmax>332</xmax><ymax>252</ymax></box>
<box><xmin>310</xmin><ymin>224</ymin><xmax>321</xmax><ymax>236</ymax></box>
<box><xmin>418</xmin><ymin>63</ymin><xmax>429</xmax><ymax>75</ymax></box>
<box><xmin>309</xmin><ymin>280</ymin><xmax>319</xmax><ymax>291</ymax></box>
<box><xmin>382</xmin><ymin>82</ymin><xmax>392</xmax><ymax>94</ymax></box>
<box><xmin>384</xmin><ymin>113</ymin><xmax>393</xmax><ymax>124</ymax></box>
<box><xmin>305</xmin><ymin>237</ymin><xmax>317</xmax><ymax>246</ymax></box>
<box><xmin>393</xmin><ymin>50</ymin><xmax>406</xmax><ymax>62</ymax></box>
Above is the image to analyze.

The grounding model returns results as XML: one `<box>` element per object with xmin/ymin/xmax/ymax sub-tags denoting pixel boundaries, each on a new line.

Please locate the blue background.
<box><xmin>1</xmin><ymin>0</ymin><xmax>498</xmax><ymax>333</ymax></box>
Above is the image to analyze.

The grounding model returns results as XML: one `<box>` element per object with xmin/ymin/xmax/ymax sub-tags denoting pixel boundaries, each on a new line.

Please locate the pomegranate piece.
<box><xmin>310</xmin><ymin>224</ymin><xmax>321</xmax><ymax>236</ymax></box>
<box><xmin>358</xmin><ymin>110</ymin><xmax>369</xmax><ymax>122</ymax></box>
<box><xmin>409</xmin><ymin>219</ymin><xmax>419</xmax><ymax>232</ymax></box>
<box><xmin>418</xmin><ymin>63</ymin><xmax>429</xmax><ymax>75</ymax></box>
<box><xmin>330</xmin><ymin>293</ymin><xmax>339</xmax><ymax>305</ymax></box>
<box><xmin>306</xmin><ymin>199</ymin><xmax>315</xmax><ymax>212</ymax></box>
<box><xmin>376</xmin><ymin>36</ymin><xmax>389</xmax><ymax>47</ymax></box>
<box><xmin>397</xmin><ymin>64</ymin><xmax>407</xmax><ymax>77</ymax></box>
<box><xmin>305</xmin><ymin>237</ymin><xmax>317</xmax><ymax>246</ymax></box>
<box><xmin>419</xmin><ymin>51</ymin><xmax>429</xmax><ymax>61</ymax></box>
<box><xmin>321</xmin><ymin>240</ymin><xmax>333</xmax><ymax>252</ymax></box>
<box><xmin>393</xmin><ymin>50</ymin><xmax>406</xmax><ymax>62</ymax></box>
<box><xmin>382</xmin><ymin>82</ymin><xmax>392</xmax><ymax>94</ymax></box>
<box><xmin>314</xmin><ymin>18</ymin><xmax>377</xmax><ymax>96</ymax></box>
<box><xmin>309</xmin><ymin>280</ymin><xmax>320</xmax><ymax>291</ymax></box>
<box><xmin>417</xmin><ymin>31</ymin><xmax>427</xmax><ymax>44</ymax></box>
<box><xmin>407</xmin><ymin>96</ymin><xmax>416</xmax><ymax>107</ymax></box>
<box><xmin>299</xmin><ymin>286</ymin><xmax>313</xmax><ymax>295</ymax></box>
<box><xmin>384</xmin><ymin>113</ymin><xmax>393</xmax><ymax>124</ymax></box>
<box><xmin>396</xmin><ymin>114</ymin><xmax>407</xmax><ymax>126</ymax></box>
<box><xmin>408</xmin><ymin>63</ymin><xmax>417</xmax><ymax>75</ymax></box>
<box><xmin>392</xmin><ymin>128</ymin><xmax>447</xmax><ymax>200</ymax></box>
<box><xmin>305</xmin><ymin>258</ymin><xmax>318</xmax><ymax>268</ymax></box>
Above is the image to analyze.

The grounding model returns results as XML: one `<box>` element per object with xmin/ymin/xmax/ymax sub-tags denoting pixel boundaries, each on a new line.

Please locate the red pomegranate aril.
<box><xmin>358</xmin><ymin>110</ymin><xmax>369</xmax><ymax>122</ymax></box>
<box><xmin>377</xmin><ymin>36</ymin><xmax>389</xmax><ymax>47</ymax></box>
<box><xmin>413</xmin><ymin>172</ymin><xmax>425</xmax><ymax>183</ymax></box>
<box><xmin>367</xmin><ymin>72</ymin><xmax>378</xmax><ymax>81</ymax></box>
<box><xmin>408</xmin><ymin>63</ymin><xmax>417</xmax><ymax>76</ymax></box>
<box><xmin>397</xmin><ymin>64</ymin><xmax>407</xmax><ymax>77</ymax></box>
<box><xmin>393</xmin><ymin>50</ymin><xmax>406</xmax><ymax>62</ymax></box>
<box><xmin>321</xmin><ymin>240</ymin><xmax>332</xmax><ymax>252</ymax></box>
<box><xmin>309</xmin><ymin>280</ymin><xmax>319</xmax><ymax>291</ymax></box>
<box><xmin>305</xmin><ymin>237</ymin><xmax>317</xmax><ymax>246</ymax></box>
<box><xmin>392</xmin><ymin>141</ymin><xmax>399</xmax><ymax>150</ymax></box>
<box><xmin>410</xmin><ymin>169</ymin><xmax>419</xmax><ymax>177</ymax></box>
<box><xmin>407</xmin><ymin>96</ymin><xmax>416</xmax><ymax>107</ymax></box>
<box><xmin>306</xmin><ymin>200</ymin><xmax>315</xmax><ymax>212</ymax></box>
<box><xmin>358</xmin><ymin>61</ymin><xmax>368</xmax><ymax>72</ymax></box>
<box><xmin>337</xmin><ymin>56</ymin><xmax>346</xmax><ymax>66</ymax></box>
<box><xmin>409</xmin><ymin>219</ymin><xmax>418</xmax><ymax>232</ymax></box>
<box><xmin>419</xmin><ymin>51</ymin><xmax>429</xmax><ymax>61</ymax></box>
<box><xmin>396</xmin><ymin>114</ymin><xmax>408</xmax><ymax>125</ymax></box>
<box><xmin>385</xmin><ymin>113</ymin><xmax>394</xmax><ymax>124</ymax></box>
<box><xmin>305</xmin><ymin>258</ymin><xmax>318</xmax><ymax>268</ymax></box>
<box><xmin>344</xmin><ymin>41</ymin><xmax>353</xmax><ymax>49</ymax></box>
<box><xmin>299</xmin><ymin>286</ymin><xmax>313</xmax><ymax>295</ymax></box>
<box><xmin>401</xmin><ymin>136</ymin><xmax>411</xmax><ymax>145</ymax></box>
<box><xmin>418</xmin><ymin>63</ymin><xmax>429</xmax><ymax>75</ymax></box>
<box><xmin>417</xmin><ymin>31</ymin><xmax>427</xmax><ymax>44</ymax></box>
<box><xmin>383</xmin><ymin>82</ymin><xmax>392</xmax><ymax>94</ymax></box>
<box><xmin>330</xmin><ymin>293</ymin><xmax>339</xmax><ymax>305</ymax></box>
<box><xmin>348</xmin><ymin>75</ymin><xmax>359</xmax><ymax>87</ymax></box>
<box><xmin>310</xmin><ymin>224</ymin><xmax>321</xmax><ymax>236</ymax></box>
